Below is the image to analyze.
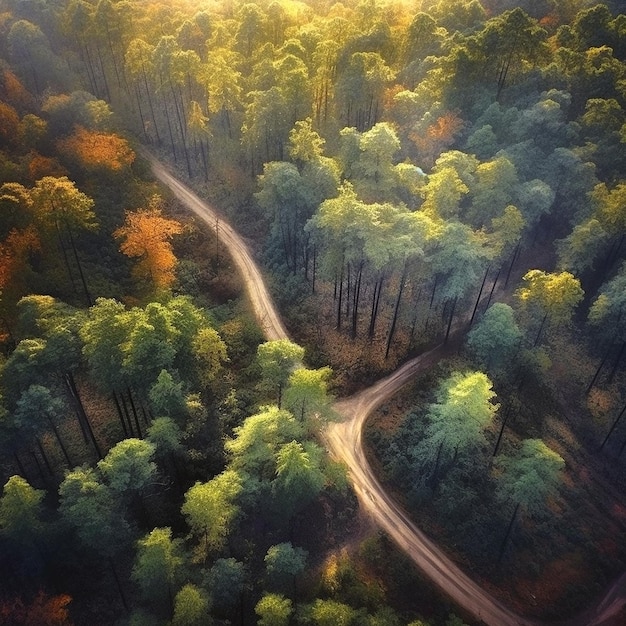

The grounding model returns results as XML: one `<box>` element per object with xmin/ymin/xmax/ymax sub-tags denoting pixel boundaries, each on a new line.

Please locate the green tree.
<box><xmin>132</xmin><ymin>527</ymin><xmax>185</xmax><ymax>614</ymax></box>
<box><xmin>226</xmin><ymin>406</ymin><xmax>304</xmax><ymax>476</ymax></box>
<box><xmin>271</xmin><ymin>441</ymin><xmax>325</xmax><ymax>521</ymax></box>
<box><xmin>257</xmin><ymin>340</ymin><xmax>305</xmax><ymax>407</ymax></box>
<box><xmin>264</xmin><ymin>542</ymin><xmax>308</xmax><ymax>595</ymax></box>
<box><xmin>206</xmin><ymin>557</ymin><xmax>247</xmax><ymax>616</ymax></box>
<box><xmin>181</xmin><ymin>470</ymin><xmax>242</xmax><ymax>560</ymax></box>
<box><xmin>172</xmin><ymin>584</ymin><xmax>210</xmax><ymax>626</ymax></box>
<box><xmin>284</xmin><ymin>366</ymin><xmax>333</xmax><ymax>423</ymax></box>
<box><xmin>255</xmin><ymin>593</ymin><xmax>293</xmax><ymax>626</ymax></box>
<box><xmin>97</xmin><ymin>438</ymin><xmax>157</xmax><ymax>498</ymax></box>
<box><xmin>308</xmin><ymin>598</ymin><xmax>357</xmax><ymax>626</ymax></box>
<box><xmin>415</xmin><ymin>371</ymin><xmax>499</xmax><ymax>482</ymax></box>
<box><xmin>494</xmin><ymin>439</ymin><xmax>564</xmax><ymax>561</ymax></box>
<box><xmin>466</xmin><ymin>303</ymin><xmax>522</xmax><ymax>375</ymax></box>
<box><xmin>0</xmin><ymin>475</ymin><xmax>44</xmax><ymax>549</ymax></box>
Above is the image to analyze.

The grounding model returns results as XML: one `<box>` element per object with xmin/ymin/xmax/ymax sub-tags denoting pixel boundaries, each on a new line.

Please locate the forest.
<box><xmin>1</xmin><ymin>0</ymin><xmax>626</xmax><ymax>624</ymax></box>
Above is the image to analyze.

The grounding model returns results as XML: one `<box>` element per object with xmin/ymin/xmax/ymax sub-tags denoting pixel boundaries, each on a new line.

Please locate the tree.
<box><xmin>466</xmin><ymin>303</ymin><xmax>522</xmax><ymax>375</ymax></box>
<box><xmin>192</xmin><ymin>327</ymin><xmax>228</xmax><ymax>387</ymax></box>
<box><xmin>494</xmin><ymin>439</ymin><xmax>564</xmax><ymax>561</ymax></box>
<box><xmin>30</xmin><ymin>176</ymin><xmax>97</xmax><ymax>304</ymax></box>
<box><xmin>257</xmin><ymin>340</ymin><xmax>305</xmax><ymax>407</ymax></box>
<box><xmin>308</xmin><ymin>598</ymin><xmax>357</xmax><ymax>626</ymax></box>
<box><xmin>516</xmin><ymin>269</ymin><xmax>584</xmax><ymax>345</ymax></box>
<box><xmin>415</xmin><ymin>371</ymin><xmax>499</xmax><ymax>481</ymax></box>
<box><xmin>132</xmin><ymin>527</ymin><xmax>185</xmax><ymax>613</ymax></box>
<box><xmin>172</xmin><ymin>584</ymin><xmax>210</xmax><ymax>626</ymax></box>
<box><xmin>181</xmin><ymin>469</ymin><xmax>242</xmax><ymax>560</ymax></box>
<box><xmin>206</xmin><ymin>558</ymin><xmax>246</xmax><ymax>616</ymax></box>
<box><xmin>271</xmin><ymin>441</ymin><xmax>325</xmax><ymax>521</ymax></box>
<box><xmin>255</xmin><ymin>593</ymin><xmax>293</xmax><ymax>626</ymax></box>
<box><xmin>284</xmin><ymin>366</ymin><xmax>333</xmax><ymax>423</ymax></box>
<box><xmin>14</xmin><ymin>385</ymin><xmax>73</xmax><ymax>467</ymax></box>
<box><xmin>148</xmin><ymin>370</ymin><xmax>187</xmax><ymax>422</ymax></box>
<box><xmin>97</xmin><ymin>438</ymin><xmax>157</xmax><ymax>498</ymax></box>
<box><xmin>0</xmin><ymin>475</ymin><xmax>44</xmax><ymax>549</ymax></box>
<box><xmin>264</xmin><ymin>542</ymin><xmax>308</xmax><ymax>595</ymax></box>
<box><xmin>57</xmin><ymin>126</ymin><xmax>135</xmax><ymax>173</ymax></box>
<box><xmin>114</xmin><ymin>195</ymin><xmax>183</xmax><ymax>292</ymax></box>
<box><xmin>226</xmin><ymin>406</ymin><xmax>304</xmax><ymax>476</ymax></box>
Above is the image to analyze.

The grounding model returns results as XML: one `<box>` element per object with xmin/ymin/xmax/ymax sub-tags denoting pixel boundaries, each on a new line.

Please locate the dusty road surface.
<box><xmin>143</xmin><ymin>151</ymin><xmax>288</xmax><ymax>341</ymax></box>
<box><xmin>146</xmin><ymin>153</ymin><xmax>626</xmax><ymax>626</ymax></box>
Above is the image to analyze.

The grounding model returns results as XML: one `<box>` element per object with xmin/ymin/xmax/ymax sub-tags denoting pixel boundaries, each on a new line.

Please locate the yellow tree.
<box><xmin>516</xmin><ymin>269</ymin><xmax>584</xmax><ymax>345</ymax></box>
<box><xmin>57</xmin><ymin>126</ymin><xmax>135</xmax><ymax>173</ymax></box>
<box><xmin>114</xmin><ymin>196</ymin><xmax>183</xmax><ymax>292</ymax></box>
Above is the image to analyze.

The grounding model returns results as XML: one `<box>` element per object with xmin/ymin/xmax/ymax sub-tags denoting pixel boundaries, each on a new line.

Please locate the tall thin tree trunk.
<box><xmin>493</xmin><ymin>404</ymin><xmax>513</xmax><ymax>458</ymax></box>
<box><xmin>65</xmin><ymin>223</ymin><xmax>92</xmax><ymax>306</ymax></box>
<box><xmin>600</xmin><ymin>400</ymin><xmax>626</xmax><ymax>450</ymax></box>
<box><xmin>497</xmin><ymin>502</ymin><xmax>520</xmax><ymax>564</ymax></box>
<box><xmin>607</xmin><ymin>341</ymin><xmax>626</xmax><ymax>384</ymax></box>
<box><xmin>586</xmin><ymin>344</ymin><xmax>613</xmax><ymax>394</ymax></box>
<box><xmin>504</xmin><ymin>241</ymin><xmax>521</xmax><ymax>288</ymax></box>
<box><xmin>108</xmin><ymin>557</ymin><xmax>129</xmax><ymax>613</ymax></box>
<box><xmin>444</xmin><ymin>297</ymin><xmax>457</xmax><ymax>343</ymax></box>
<box><xmin>126</xmin><ymin>388</ymin><xmax>142</xmax><ymax>438</ymax></box>
<box><xmin>44</xmin><ymin>414</ymin><xmax>72</xmax><ymax>467</ymax></box>
<box><xmin>385</xmin><ymin>265</ymin><xmax>408</xmax><ymax>360</ymax></box>
<box><xmin>469</xmin><ymin>265</ymin><xmax>491</xmax><ymax>327</ymax></box>
<box><xmin>351</xmin><ymin>261</ymin><xmax>364</xmax><ymax>340</ymax></box>
<box><xmin>36</xmin><ymin>438</ymin><xmax>54</xmax><ymax>475</ymax></box>
<box><xmin>336</xmin><ymin>263</ymin><xmax>344</xmax><ymax>331</ymax></box>
<box><xmin>484</xmin><ymin>264</ymin><xmax>503</xmax><ymax>312</ymax></box>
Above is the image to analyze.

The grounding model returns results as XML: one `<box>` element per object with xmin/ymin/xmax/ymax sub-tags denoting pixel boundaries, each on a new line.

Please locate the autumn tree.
<box><xmin>516</xmin><ymin>269</ymin><xmax>584</xmax><ymax>345</ymax></box>
<box><xmin>57</xmin><ymin>126</ymin><xmax>135</xmax><ymax>173</ymax></box>
<box><xmin>114</xmin><ymin>195</ymin><xmax>183</xmax><ymax>292</ymax></box>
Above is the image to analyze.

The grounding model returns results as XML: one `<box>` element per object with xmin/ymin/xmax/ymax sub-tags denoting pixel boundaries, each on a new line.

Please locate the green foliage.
<box><xmin>415</xmin><ymin>371</ymin><xmax>499</xmax><ymax>468</ymax></box>
<box><xmin>181</xmin><ymin>470</ymin><xmax>243</xmax><ymax>557</ymax></box>
<box><xmin>132</xmin><ymin>527</ymin><xmax>185</xmax><ymax>607</ymax></box>
<box><xmin>171</xmin><ymin>584</ymin><xmax>210</xmax><ymax>626</ymax></box>
<box><xmin>257</xmin><ymin>339</ymin><xmax>305</xmax><ymax>405</ymax></box>
<box><xmin>97</xmin><ymin>438</ymin><xmax>157</xmax><ymax>496</ymax></box>
<box><xmin>264</xmin><ymin>542</ymin><xmax>308</xmax><ymax>592</ymax></box>
<box><xmin>495</xmin><ymin>438</ymin><xmax>564</xmax><ymax>516</ymax></box>
<box><xmin>466</xmin><ymin>303</ymin><xmax>522</xmax><ymax>375</ymax></box>
<box><xmin>0</xmin><ymin>475</ymin><xmax>44</xmax><ymax>546</ymax></box>
<box><xmin>255</xmin><ymin>593</ymin><xmax>293</xmax><ymax>626</ymax></box>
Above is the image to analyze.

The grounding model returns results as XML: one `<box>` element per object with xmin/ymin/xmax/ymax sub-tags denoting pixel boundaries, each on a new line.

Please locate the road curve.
<box><xmin>145</xmin><ymin>153</ymin><xmax>626</xmax><ymax>626</ymax></box>
<box><xmin>141</xmin><ymin>150</ymin><xmax>288</xmax><ymax>341</ymax></box>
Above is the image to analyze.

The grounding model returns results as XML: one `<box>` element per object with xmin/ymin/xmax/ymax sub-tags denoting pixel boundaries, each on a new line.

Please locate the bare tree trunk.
<box><xmin>497</xmin><ymin>502</ymin><xmax>520</xmax><ymax>565</ymax></box>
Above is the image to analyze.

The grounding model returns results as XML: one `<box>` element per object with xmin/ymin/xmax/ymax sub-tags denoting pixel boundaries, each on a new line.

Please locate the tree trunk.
<box><xmin>469</xmin><ymin>264</ymin><xmax>491</xmax><ymax>327</ymax></box>
<box><xmin>126</xmin><ymin>388</ymin><xmax>142</xmax><ymax>438</ymax></box>
<box><xmin>444</xmin><ymin>297</ymin><xmax>457</xmax><ymax>344</ymax></box>
<box><xmin>600</xmin><ymin>400</ymin><xmax>626</xmax><ymax>450</ymax></box>
<box><xmin>497</xmin><ymin>502</ymin><xmax>520</xmax><ymax>565</ymax></box>
<box><xmin>108</xmin><ymin>557</ymin><xmax>129</xmax><ymax>613</ymax></box>
<box><xmin>586</xmin><ymin>344</ymin><xmax>612</xmax><ymax>394</ymax></box>
<box><xmin>119</xmin><ymin>392</ymin><xmax>135</xmax><ymax>437</ymax></box>
<box><xmin>67</xmin><ymin>373</ymin><xmax>103</xmax><ymax>459</ymax></box>
<box><xmin>484</xmin><ymin>264</ymin><xmax>503</xmax><ymax>312</ymax></box>
<box><xmin>368</xmin><ymin>274</ymin><xmax>384</xmax><ymax>341</ymax></box>
<box><xmin>112</xmin><ymin>391</ymin><xmax>129</xmax><ymax>438</ymax></box>
<box><xmin>44</xmin><ymin>413</ymin><xmax>72</xmax><ymax>467</ymax></box>
<box><xmin>607</xmin><ymin>341</ymin><xmax>626</xmax><ymax>385</ymax></box>
<box><xmin>504</xmin><ymin>241</ymin><xmax>521</xmax><ymax>288</ymax></box>
<box><xmin>351</xmin><ymin>261</ymin><xmax>364</xmax><ymax>340</ymax></box>
<box><xmin>385</xmin><ymin>265</ymin><xmax>408</xmax><ymax>360</ymax></box>
<box><xmin>336</xmin><ymin>263</ymin><xmax>344</xmax><ymax>331</ymax></box>
<box><xmin>493</xmin><ymin>404</ymin><xmax>513</xmax><ymax>458</ymax></box>
<box><xmin>65</xmin><ymin>223</ymin><xmax>92</xmax><ymax>306</ymax></box>
<box><xmin>533</xmin><ymin>312</ymin><xmax>548</xmax><ymax>347</ymax></box>
<box><xmin>36</xmin><ymin>438</ymin><xmax>54</xmax><ymax>475</ymax></box>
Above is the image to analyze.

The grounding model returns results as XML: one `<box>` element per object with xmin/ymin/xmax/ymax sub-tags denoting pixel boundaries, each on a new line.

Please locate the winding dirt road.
<box><xmin>145</xmin><ymin>153</ymin><xmax>626</xmax><ymax>626</ymax></box>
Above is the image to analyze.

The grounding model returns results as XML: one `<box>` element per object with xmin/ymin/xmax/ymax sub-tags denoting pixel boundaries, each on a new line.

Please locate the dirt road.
<box><xmin>146</xmin><ymin>153</ymin><xmax>626</xmax><ymax>626</ymax></box>
<box><xmin>142</xmin><ymin>152</ymin><xmax>288</xmax><ymax>341</ymax></box>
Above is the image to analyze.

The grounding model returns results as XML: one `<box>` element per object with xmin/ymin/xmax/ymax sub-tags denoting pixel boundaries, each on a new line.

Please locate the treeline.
<box><xmin>0</xmin><ymin>4</ymin><xmax>474</xmax><ymax>625</ymax></box>
<box><xmin>2</xmin><ymin>0</ymin><xmax>626</xmax><ymax>368</ymax></box>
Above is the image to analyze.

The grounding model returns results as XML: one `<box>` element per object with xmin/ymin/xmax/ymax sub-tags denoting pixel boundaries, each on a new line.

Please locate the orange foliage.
<box><xmin>0</xmin><ymin>101</ymin><xmax>20</xmax><ymax>147</ymax></box>
<box><xmin>114</xmin><ymin>197</ymin><xmax>183</xmax><ymax>290</ymax></box>
<box><xmin>410</xmin><ymin>110</ymin><xmax>465</xmax><ymax>166</ymax></box>
<box><xmin>0</xmin><ymin>591</ymin><xmax>73</xmax><ymax>625</ymax></box>
<box><xmin>0</xmin><ymin>226</ymin><xmax>40</xmax><ymax>291</ymax></box>
<box><xmin>1</xmin><ymin>69</ymin><xmax>35</xmax><ymax>111</ymax></box>
<box><xmin>27</xmin><ymin>152</ymin><xmax>68</xmax><ymax>182</ymax></box>
<box><xmin>57</xmin><ymin>126</ymin><xmax>135</xmax><ymax>172</ymax></box>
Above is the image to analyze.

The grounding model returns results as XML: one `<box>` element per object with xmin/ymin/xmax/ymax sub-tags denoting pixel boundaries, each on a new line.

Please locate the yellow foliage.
<box><xmin>57</xmin><ymin>125</ymin><xmax>135</xmax><ymax>172</ymax></box>
<box><xmin>114</xmin><ymin>197</ymin><xmax>183</xmax><ymax>290</ymax></box>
